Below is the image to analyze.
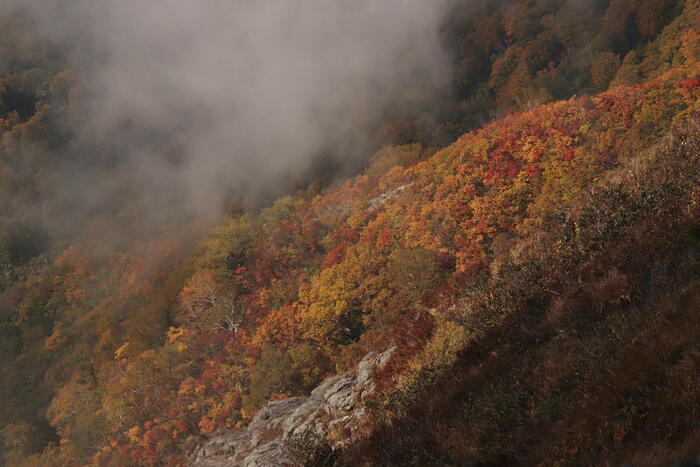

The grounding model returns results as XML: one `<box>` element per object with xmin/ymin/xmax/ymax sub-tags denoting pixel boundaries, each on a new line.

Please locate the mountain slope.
<box><xmin>340</xmin><ymin>99</ymin><xmax>700</xmax><ymax>466</ymax></box>
<box><xmin>192</xmin><ymin>61</ymin><xmax>700</xmax><ymax>467</ymax></box>
<box><xmin>0</xmin><ymin>1</ymin><xmax>698</xmax><ymax>465</ymax></box>
<box><xmin>93</xmin><ymin>57</ymin><xmax>700</xmax><ymax>466</ymax></box>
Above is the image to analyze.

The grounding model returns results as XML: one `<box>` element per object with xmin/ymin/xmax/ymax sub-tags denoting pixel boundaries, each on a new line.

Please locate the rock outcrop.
<box><xmin>366</xmin><ymin>183</ymin><xmax>411</xmax><ymax>211</ymax></box>
<box><xmin>191</xmin><ymin>347</ymin><xmax>395</xmax><ymax>466</ymax></box>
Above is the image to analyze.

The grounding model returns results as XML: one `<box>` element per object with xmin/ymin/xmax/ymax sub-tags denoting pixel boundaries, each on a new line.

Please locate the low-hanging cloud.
<box><xmin>6</xmin><ymin>0</ymin><xmax>453</xmax><ymax>224</ymax></box>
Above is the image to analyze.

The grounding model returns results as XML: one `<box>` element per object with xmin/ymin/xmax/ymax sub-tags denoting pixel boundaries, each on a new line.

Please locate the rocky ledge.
<box><xmin>191</xmin><ymin>347</ymin><xmax>395</xmax><ymax>466</ymax></box>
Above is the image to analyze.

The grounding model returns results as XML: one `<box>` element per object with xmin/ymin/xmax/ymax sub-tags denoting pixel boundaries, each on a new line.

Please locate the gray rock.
<box><xmin>191</xmin><ymin>347</ymin><xmax>396</xmax><ymax>466</ymax></box>
<box><xmin>323</xmin><ymin>377</ymin><xmax>355</xmax><ymax>415</ymax></box>
<box><xmin>194</xmin><ymin>455</ymin><xmax>232</xmax><ymax>467</ymax></box>
<box><xmin>310</xmin><ymin>374</ymin><xmax>343</xmax><ymax>399</ymax></box>
<box><xmin>366</xmin><ymin>184</ymin><xmax>412</xmax><ymax>211</ymax></box>
<box><xmin>248</xmin><ymin>397</ymin><xmax>304</xmax><ymax>447</ymax></box>
<box><xmin>191</xmin><ymin>430</ymin><xmax>251</xmax><ymax>466</ymax></box>
<box><xmin>282</xmin><ymin>400</ymin><xmax>322</xmax><ymax>437</ymax></box>
<box><xmin>241</xmin><ymin>439</ymin><xmax>293</xmax><ymax>467</ymax></box>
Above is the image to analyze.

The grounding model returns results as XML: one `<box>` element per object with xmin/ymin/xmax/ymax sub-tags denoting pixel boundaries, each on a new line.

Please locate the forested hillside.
<box><xmin>0</xmin><ymin>0</ymin><xmax>698</xmax><ymax>465</ymax></box>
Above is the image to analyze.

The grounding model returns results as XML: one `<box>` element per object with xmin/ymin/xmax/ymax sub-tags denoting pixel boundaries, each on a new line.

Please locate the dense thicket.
<box><xmin>0</xmin><ymin>0</ymin><xmax>698</xmax><ymax>465</ymax></box>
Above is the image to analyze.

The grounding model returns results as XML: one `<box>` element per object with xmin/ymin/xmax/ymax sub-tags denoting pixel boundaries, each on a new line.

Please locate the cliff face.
<box><xmin>191</xmin><ymin>348</ymin><xmax>395</xmax><ymax>466</ymax></box>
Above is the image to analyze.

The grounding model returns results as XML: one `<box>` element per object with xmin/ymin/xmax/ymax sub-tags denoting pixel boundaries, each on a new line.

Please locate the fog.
<box><xmin>5</xmin><ymin>0</ymin><xmax>453</xmax><ymax>223</ymax></box>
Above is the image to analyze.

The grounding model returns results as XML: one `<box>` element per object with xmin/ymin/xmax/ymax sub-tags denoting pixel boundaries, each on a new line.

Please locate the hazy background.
<box><xmin>3</xmin><ymin>0</ymin><xmax>453</xmax><ymax>224</ymax></box>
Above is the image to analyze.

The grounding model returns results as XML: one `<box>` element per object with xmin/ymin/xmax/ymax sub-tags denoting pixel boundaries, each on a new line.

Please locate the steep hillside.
<box><xmin>5</xmin><ymin>49</ymin><xmax>697</xmax><ymax>467</ymax></box>
<box><xmin>0</xmin><ymin>1</ymin><xmax>698</xmax><ymax>466</ymax></box>
<box><xmin>340</xmin><ymin>94</ymin><xmax>700</xmax><ymax>466</ymax></box>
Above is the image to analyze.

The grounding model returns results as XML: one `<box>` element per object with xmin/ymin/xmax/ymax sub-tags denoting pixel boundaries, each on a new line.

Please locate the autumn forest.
<box><xmin>0</xmin><ymin>0</ymin><xmax>699</xmax><ymax>465</ymax></box>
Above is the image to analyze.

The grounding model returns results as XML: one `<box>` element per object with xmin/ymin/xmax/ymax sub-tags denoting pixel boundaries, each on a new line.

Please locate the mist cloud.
<box><xmin>6</xmin><ymin>0</ymin><xmax>452</xmax><ymax>222</ymax></box>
